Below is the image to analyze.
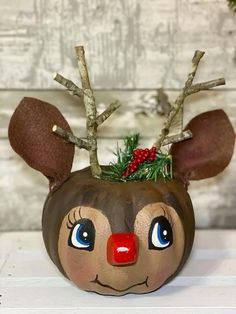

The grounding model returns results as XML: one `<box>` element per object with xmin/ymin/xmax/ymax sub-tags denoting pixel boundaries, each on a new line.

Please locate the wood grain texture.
<box><xmin>0</xmin><ymin>0</ymin><xmax>236</xmax><ymax>89</ymax></box>
<box><xmin>0</xmin><ymin>90</ymin><xmax>235</xmax><ymax>230</ymax></box>
<box><xmin>0</xmin><ymin>230</ymin><xmax>236</xmax><ymax>313</ymax></box>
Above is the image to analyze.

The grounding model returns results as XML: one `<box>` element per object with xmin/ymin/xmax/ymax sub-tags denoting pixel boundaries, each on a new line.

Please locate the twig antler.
<box><xmin>154</xmin><ymin>50</ymin><xmax>225</xmax><ymax>149</ymax></box>
<box><xmin>53</xmin><ymin>46</ymin><xmax>121</xmax><ymax>178</ymax></box>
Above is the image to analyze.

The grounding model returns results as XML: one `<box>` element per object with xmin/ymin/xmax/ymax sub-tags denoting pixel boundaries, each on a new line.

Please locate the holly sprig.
<box><xmin>102</xmin><ymin>134</ymin><xmax>172</xmax><ymax>182</ymax></box>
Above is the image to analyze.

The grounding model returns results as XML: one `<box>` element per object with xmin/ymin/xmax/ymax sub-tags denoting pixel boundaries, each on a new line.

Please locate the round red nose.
<box><xmin>107</xmin><ymin>233</ymin><xmax>138</xmax><ymax>266</ymax></box>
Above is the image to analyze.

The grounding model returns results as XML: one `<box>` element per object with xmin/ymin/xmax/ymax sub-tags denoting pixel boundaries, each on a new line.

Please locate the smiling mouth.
<box><xmin>91</xmin><ymin>274</ymin><xmax>149</xmax><ymax>293</ymax></box>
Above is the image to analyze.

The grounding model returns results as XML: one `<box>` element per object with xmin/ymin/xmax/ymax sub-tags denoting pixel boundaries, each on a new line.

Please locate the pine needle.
<box><xmin>102</xmin><ymin>133</ymin><xmax>172</xmax><ymax>182</ymax></box>
<box><xmin>228</xmin><ymin>0</ymin><xmax>236</xmax><ymax>12</ymax></box>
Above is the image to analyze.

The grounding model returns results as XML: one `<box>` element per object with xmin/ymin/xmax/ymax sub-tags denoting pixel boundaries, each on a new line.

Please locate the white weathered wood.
<box><xmin>2</xmin><ymin>311</ymin><xmax>236</xmax><ymax>314</ymax></box>
<box><xmin>0</xmin><ymin>230</ymin><xmax>236</xmax><ymax>313</ymax></box>
<box><xmin>1</xmin><ymin>89</ymin><xmax>235</xmax><ymax>139</ymax></box>
<box><xmin>0</xmin><ymin>90</ymin><xmax>235</xmax><ymax>230</ymax></box>
<box><xmin>0</xmin><ymin>0</ymin><xmax>235</xmax><ymax>89</ymax></box>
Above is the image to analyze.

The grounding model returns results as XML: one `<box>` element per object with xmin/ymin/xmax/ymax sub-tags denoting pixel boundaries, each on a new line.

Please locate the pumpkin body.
<box><xmin>42</xmin><ymin>167</ymin><xmax>195</xmax><ymax>295</ymax></box>
<box><xmin>8</xmin><ymin>98</ymin><xmax>233</xmax><ymax>295</ymax></box>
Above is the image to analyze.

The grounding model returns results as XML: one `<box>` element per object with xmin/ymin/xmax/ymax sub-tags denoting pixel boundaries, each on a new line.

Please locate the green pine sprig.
<box><xmin>102</xmin><ymin>133</ymin><xmax>139</xmax><ymax>181</ymax></box>
<box><xmin>126</xmin><ymin>153</ymin><xmax>172</xmax><ymax>181</ymax></box>
<box><xmin>102</xmin><ymin>133</ymin><xmax>172</xmax><ymax>182</ymax></box>
<box><xmin>228</xmin><ymin>0</ymin><xmax>236</xmax><ymax>12</ymax></box>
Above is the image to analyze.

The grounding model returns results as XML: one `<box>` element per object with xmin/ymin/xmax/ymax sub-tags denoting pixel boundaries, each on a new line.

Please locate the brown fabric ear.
<box><xmin>170</xmin><ymin>110</ymin><xmax>235</xmax><ymax>181</ymax></box>
<box><xmin>8</xmin><ymin>97</ymin><xmax>75</xmax><ymax>190</ymax></box>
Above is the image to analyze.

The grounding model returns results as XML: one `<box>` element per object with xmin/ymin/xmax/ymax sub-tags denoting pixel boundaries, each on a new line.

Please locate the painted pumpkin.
<box><xmin>43</xmin><ymin>169</ymin><xmax>194</xmax><ymax>295</ymax></box>
<box><xmin>8</xmin><ymin>46</ymin><xmax>236</xmax><ymax>296</ymax></box>
<box><xmin>8</xmin><ymin>97</ymin><xmax>235</xmax><ymax>295</ymax></box>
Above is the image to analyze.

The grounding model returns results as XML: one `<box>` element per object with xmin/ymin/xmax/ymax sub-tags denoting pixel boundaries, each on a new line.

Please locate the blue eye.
<box><xmin>148</xmin><ymin>216</ymin><xmax>173</xmax><ymax>250</ymax></box>
<box><xmin>68</xmin><ymin>219</ymin><xmax>95</xmax><ymax>251</ymax></box>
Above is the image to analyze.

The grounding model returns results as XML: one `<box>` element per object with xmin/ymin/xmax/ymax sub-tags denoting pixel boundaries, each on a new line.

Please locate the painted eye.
<box><xmin>148</xmin><ymin>216</ymin><xmax>173</xmax><ymax>250</ymax></box>
<box><xmin>68</xmin><ymin>219</ymin><xmax>95</xmax><ymax>251</ymax></box>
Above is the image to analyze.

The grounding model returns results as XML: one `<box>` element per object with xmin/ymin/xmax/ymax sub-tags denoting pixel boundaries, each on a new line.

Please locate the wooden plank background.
<box><xmin>0</xmin><ymin>0</ymin><xmax>236</xmax><ymax>89</ymax></box>
<box><xmin>0</xmin><ymin>0</ymin><xmax>235</xmax><ymax>230</ymax></box>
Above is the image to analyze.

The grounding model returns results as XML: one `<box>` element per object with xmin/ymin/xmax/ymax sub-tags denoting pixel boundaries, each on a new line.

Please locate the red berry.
<box><xmin>131</xmin><ymin>146</ymin><xmax>157</xmax><ymax>166</ymax></box>
<box><xmin>121</xmin><ymin>170</ymin><xmax>127</xmax><ymax>177</ymax></box>
<box><xmin>148</xmin><ymin>152</ymin><xmax>155</xmax><ymax>160</ymax></box>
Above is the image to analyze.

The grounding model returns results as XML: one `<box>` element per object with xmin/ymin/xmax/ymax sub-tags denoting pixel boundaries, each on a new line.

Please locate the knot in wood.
<box><xmin>84</xmin><ymin>89</ymin><xmax>93</xmax><ymax>98</ymax></box>
<box><xmin>163</xmin><ymin>128</ymin><xmax>169</xmax><ymax>136</ymax></box>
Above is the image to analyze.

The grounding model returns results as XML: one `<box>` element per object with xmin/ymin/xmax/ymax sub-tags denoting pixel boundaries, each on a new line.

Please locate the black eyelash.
<box><xmin>161</xmin><ymin>206</ymin><xmax>174</xmax><ymax>229</ymax></box>
<box><xmin>66</xmin><ymin>213</ymin><xmax>74</xmax><ymax>229</ymax></box>
<box><xmin>66</xmin><ymin>207</ymin><xmax>82</xmax><ymax>230</ymax></box>
<box><xmin>78</xmin><ymin>207</ymin><xmax>83</xmax><ymax>219</ymax></box>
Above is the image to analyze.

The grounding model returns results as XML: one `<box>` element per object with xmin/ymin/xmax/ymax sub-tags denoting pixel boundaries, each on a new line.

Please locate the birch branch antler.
<box><xmin>52</xmin><ymin>46</ymin><xmax>121</xmax><ymax>178</ymax></box>
<box><xmin>154</xmin><ymin>50</ymin><xmax>225</xmax><ymax>149</ymax></box>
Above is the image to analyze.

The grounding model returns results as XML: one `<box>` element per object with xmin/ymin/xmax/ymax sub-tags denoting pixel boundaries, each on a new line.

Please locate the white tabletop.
<box><xmin>0</xmin><ymin>230</ymin><xmax>236</xmax><ymax>313</ymax></box>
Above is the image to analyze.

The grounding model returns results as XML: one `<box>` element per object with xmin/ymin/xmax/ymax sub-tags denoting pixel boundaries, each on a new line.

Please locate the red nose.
<box><xmin>107</xmin><ymin>233</ymin><xmax>138</xmax><ymax>266</ymax></box>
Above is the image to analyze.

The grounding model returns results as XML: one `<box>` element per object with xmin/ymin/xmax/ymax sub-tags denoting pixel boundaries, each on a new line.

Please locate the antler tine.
<box><xmin>74</xmin><ymin>46</ymin><xmax>101</xmax><ymax>178</ymax></box>
<box><xmin>52</xmin><ymin>46</ymin><xmax>121</xmax><ymax>179</ymax></box>
<box><xmin>154</xmin><ymin>50</ymin><xmax>225</xmax><ymax>150</ymax></box>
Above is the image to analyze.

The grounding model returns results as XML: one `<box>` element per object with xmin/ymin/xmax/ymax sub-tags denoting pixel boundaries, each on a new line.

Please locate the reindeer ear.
<box><xmin>8</xmin><ymin>97</ymin><xmax>75</xmax><ymax>190</ymax></box>
<box><xmin>170</xmin><ymin>110</ymin><xmax>235</xmax><ymax>181</ymax></box>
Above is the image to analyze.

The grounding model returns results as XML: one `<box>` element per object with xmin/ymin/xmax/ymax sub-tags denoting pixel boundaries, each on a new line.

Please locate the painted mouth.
<box><xmin>91</xmin><ymin>274</ymin><xmax>149</xmax><ymax>293</ymax></box>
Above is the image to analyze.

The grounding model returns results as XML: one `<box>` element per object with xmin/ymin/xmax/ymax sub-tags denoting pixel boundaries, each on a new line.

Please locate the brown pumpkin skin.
<box><xmin>42</xmin><ymin>167</ymin><xmax>195</xmax><ymax>296</ymax></box>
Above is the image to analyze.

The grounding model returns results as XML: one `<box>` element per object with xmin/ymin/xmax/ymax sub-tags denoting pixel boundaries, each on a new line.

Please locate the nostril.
<box><xmin>107</xmin><ymin>233</ymin><xmax>138</xmax><ymax>266</ymax></box>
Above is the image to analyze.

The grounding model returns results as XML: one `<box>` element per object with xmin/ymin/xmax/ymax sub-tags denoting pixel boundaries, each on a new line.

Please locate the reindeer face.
<box><xmin>57</xmin><ymin>204</ymin><xmax>184</xmax><ymax>295</ymax></box>
<box><xmin>42</xmin><ymin>169</ymin><xmax>194</xmax><ymax>295</ymax></box>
